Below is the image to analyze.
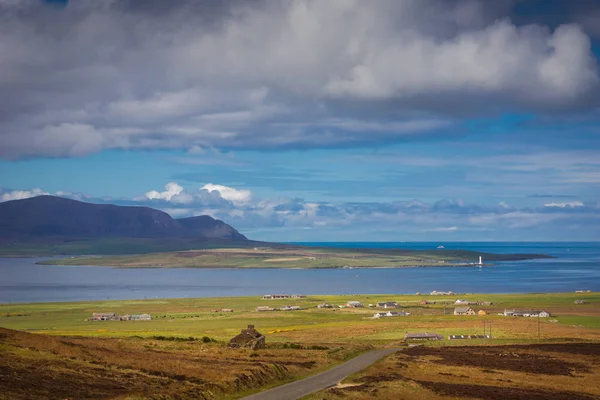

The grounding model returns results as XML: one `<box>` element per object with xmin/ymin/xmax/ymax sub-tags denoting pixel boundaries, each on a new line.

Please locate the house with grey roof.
<box><xmin>376</xmin><ymin>301</ymin><xmax>398</xmax><ymax>309</ymax></box>
<box><xmin>454</xmin><ymin>307</ymin><xmax>476</xmax><ymax>315</ymax></box>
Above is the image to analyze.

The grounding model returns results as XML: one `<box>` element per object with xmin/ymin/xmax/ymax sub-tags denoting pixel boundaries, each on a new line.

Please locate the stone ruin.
<box><xmin>228</xmin><ymin>324</ymin><xmax>266</xmax><ymax>350</ymax></box>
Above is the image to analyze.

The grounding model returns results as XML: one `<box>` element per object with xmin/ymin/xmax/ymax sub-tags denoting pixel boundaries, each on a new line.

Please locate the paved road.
<box><xmin>240</xmin><ymin>348</ymin><xmax>400</xmax><ymax>400</ymax></box>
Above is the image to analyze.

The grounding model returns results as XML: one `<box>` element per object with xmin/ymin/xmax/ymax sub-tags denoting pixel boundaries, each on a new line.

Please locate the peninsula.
<box><xmin>38</xmin><ymin>246</ymin><xmax>552</xmax><ymax>268</ymax></box>
<box><xmin>0</xmin><ymin>195</ymin><xmax>552</xmax><ymax>268</ymax></box>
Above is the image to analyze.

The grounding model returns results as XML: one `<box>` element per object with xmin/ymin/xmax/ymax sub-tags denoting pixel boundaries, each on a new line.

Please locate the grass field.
<box><xmin>1</xmin><ymin>292</ymin><xmax>599</xmax><ymax>341</ymax></box>
<box><xmin>1</xmin><ymin>292</ymin><xmax>599</xmax><ymax>399</ymax></box>
<box><xmin>36</xmin><ymin>245</ymin><xmax>551</xmax><ymax>269</ymax></box>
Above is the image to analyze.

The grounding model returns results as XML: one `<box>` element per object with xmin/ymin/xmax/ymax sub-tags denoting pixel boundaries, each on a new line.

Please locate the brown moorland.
<box><xmin>306</xmin><ymin>343</ymin><xmax>600</xmax><ymax>400</ymax></box>
<box><xmin>0</xmin><ymin>327</ymin><xmax>366</xmax><ymax>400</ymax></box>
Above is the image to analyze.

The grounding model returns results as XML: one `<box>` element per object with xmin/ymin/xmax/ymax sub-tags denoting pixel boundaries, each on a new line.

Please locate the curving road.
<box><xmin>240</xmin><ymin>348</ymin><xmax>400</xmax><ymax>400</ymax></box>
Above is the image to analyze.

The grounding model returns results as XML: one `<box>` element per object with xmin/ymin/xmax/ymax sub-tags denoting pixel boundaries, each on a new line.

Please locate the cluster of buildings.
<box><xmin>454</xmin><ymin>299</ymin><xmax>493</xmax><ymax>306</ymax></box>
<box><xmin>262</xmin><ymin>294</ymin><xmax>306</xmax><ymax>300</ymax></box>
<box><xmin>404</xmin><ymin>332</ymin><xmax>493</xmax><ymax>341</ymax></box>
<box><xmin>88</xmin><ymin>312</ymin><xmax>152</xmax><ymax>321</ymax></box>
<box><xmin>373</xmin><ymin>311</ymin><xmax>411</xmax><ymax>318</ymax></box>
<box><xmin>256</xmin><ymin>305</ymin><xmax>301</xmax><ymax>312</ymax></box>
<box><xmin>427</xmin><ymin>290</ymin><xmax>456</xmax><ymax>296</ymax></box>
<box><xmin>503</xmin><ymin>309</ymin><xmax>551</xmax><ymax>318</ymax></box>
<box><xmin>448</xmin><ymin>334</ymin><xmax>492</xmax><ymax>340</ymax></box>
<box><xmin>345</xmin><ymin>301</ymin><xmax>364</xmax><ymax>308</ymax></box>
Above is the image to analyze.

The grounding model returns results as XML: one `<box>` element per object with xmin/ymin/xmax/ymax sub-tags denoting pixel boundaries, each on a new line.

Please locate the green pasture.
<box><xmin>1</xmin><ymin>293</ymin><xmax>597</xmax><ymax>343</ymax></box>
<box><xmin>36</xmin><ymin>245</ymin><xmax>544</xmax><ymax>269</ymax></box>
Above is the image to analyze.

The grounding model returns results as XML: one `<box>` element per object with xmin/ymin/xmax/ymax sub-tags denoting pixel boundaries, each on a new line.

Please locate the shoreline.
<box><xmin>1</xmin><ymin>291</ymin><xmax>597</xmax><ymax>306</ymax></box>
<box><xmin>32</xmin><ymin>252</ymin><xmax>554</xmax><ymax>269</ymax></box>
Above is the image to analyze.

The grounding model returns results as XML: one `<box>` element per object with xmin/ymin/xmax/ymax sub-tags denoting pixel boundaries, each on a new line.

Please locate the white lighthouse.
<box><xmin>478</xmin><ymin>256</ymin><xmax>483</xmax><ymax>266</ymax></box>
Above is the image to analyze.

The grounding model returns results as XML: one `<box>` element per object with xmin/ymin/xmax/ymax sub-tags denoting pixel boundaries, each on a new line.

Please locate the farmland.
<box><xmin>1</xmin><ymin>292</ymin><xmax>599</xmax><ymax>399</ymax></box>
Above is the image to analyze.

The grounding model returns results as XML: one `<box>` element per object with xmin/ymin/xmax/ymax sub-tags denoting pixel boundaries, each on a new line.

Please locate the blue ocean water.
<box><xmin>0</xmin><ymin>242</ymin><xmax>598</xmax><ymax>303</ymax></box>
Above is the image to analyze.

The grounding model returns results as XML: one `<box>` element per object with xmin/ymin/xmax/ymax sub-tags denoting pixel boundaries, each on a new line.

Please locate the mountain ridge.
<box><xmin>0</xmin><ymin>195</ymin><xmax>247</xmax><ymax>241</ymax></box>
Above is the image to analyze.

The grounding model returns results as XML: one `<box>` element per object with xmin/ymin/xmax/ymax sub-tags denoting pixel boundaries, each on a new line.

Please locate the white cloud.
<box><xmin>201</xmin><ymin>183</ymin><xmax>252</xmax><ymax>204</ymax></box>
<box><xmin>143</xmin><ymin>182</ymin><xmax>192</xmax><ymax>203</ymax></box>
<box><xmin>326</xmin><ymin>21</ymin><xmax>597</xmax><ymax>102</ymax></box>
<box><xmin>544</xmin><ymin>201</ymin><xmax>585</xmax><ymax>208</ymax></box>
<box><xmin>427</xmin><ymin>226</ymin><xmax>459</xmax><ymax>232</ymax></box>
<box><xmin>0</xmin><ymin>188</ymin><xmax>48</xmax><ymax>202</ymax></box>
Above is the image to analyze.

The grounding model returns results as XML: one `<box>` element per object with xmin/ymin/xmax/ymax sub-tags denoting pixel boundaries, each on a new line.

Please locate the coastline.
<box><xmin>31</xmin><ymin>250</ymin><xmax>554</xmax><ymax>269</ymax></box>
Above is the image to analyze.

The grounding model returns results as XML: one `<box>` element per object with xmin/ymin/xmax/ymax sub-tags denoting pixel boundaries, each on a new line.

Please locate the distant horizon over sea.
<box><xmin>1</xmin><ymin>242</ymin><xmax>599</xmax><ymax>303</ymax></box>
<box><xmin>288</xmin><ymin>241</ymin><xmax>600</xmax><ymax>254</ymax></box>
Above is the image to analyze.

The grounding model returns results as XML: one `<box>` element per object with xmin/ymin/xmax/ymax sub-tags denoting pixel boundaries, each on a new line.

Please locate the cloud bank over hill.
<box><xmin>1</xmin><ymin>183</ymin><xmax>598</xmax><ymax>241</ymax></box>
<box><xmin>0</xmin><ymin>0</ymin><xmax>598</xmax><ymax>159</ymax></box>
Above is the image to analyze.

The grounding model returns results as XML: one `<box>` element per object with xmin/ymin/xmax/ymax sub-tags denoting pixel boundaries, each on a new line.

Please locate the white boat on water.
<box><xmin>437</xmin><ymin>245</ymin><xmax>445</xmax><ymax>249</ymax></box>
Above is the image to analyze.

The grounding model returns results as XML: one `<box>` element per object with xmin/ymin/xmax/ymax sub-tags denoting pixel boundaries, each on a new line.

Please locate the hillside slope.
<box><xmin>0</xmin><ymin>195</ymin><xmax>246</xmax><ymax>241</ymax></box>
<box><xmin>178</xmin><ymin>215</ymin><xmax>247</xmax><ymax>240</ymax></box>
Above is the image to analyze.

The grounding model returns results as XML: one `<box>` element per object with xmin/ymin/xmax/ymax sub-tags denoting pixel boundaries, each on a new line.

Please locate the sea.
<box><xmin>0</xmin><ymin>242</ymin><xmax>598</xmax><ymax>303</ymax></box>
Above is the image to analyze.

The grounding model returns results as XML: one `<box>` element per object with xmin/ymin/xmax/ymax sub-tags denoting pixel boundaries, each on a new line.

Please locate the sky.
<box><xmin>1</xmin><ymin>0</ymin><xmax>600</xmax><ymax>242</ymax></box>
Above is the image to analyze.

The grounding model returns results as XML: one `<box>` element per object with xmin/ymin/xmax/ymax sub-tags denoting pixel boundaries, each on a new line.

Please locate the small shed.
<box><xmin>405</xmin><ymin>332</ymin><xmax>443</xmax><ymax>341</ymax></box>
<box><xmin>228</xmin><ymin>325</ymin><xmax>265</xmax><ymax>350</ymax></box>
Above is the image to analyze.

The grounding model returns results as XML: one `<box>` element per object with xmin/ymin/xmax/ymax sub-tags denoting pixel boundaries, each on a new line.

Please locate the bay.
<box><xmin>0</xmin><ymin>242</ymin><xmax>598</xmax><ymax>303</ymax></box>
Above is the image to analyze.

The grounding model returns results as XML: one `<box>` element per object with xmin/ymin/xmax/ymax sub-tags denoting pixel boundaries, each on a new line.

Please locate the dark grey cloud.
<box><xmin>0</xmin><ymin>0</ymin><xmax>598</xmax><ymax>159</ymax></box>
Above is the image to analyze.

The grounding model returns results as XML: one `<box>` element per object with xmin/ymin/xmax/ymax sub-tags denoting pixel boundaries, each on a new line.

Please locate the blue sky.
<box><xmin>1</xmin><ymin>0</ymin><xmax>600</xmax><ymax>241</ymax></box>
